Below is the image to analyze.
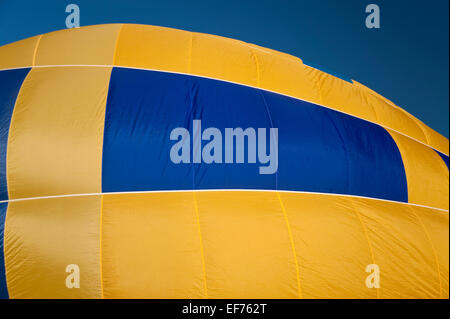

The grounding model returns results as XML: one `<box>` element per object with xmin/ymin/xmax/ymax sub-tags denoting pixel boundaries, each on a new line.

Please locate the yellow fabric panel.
<box><xmin>303</xmin><ymin>65</ymin><xmax>378</xmax><ymax>123</ymax></box>
<box><xmin>250</xmin><ymin>45</ymin><xmax>321</xmax><ymax>104</ymax></box>
<box><xmin>190</xmin><ymin>34</ymin><xmax>257</xmax><ymax>86</ymax></box>
<box><xmin>4</xmin><ymin>196</ymin><xmax>102</xmax><ymax>298</ymax></box>
<box><xmin>35</xmin><ymin>24</ymin><xmax>121</xmax><ymax>66</ymax></box>
<box><xmin>367</xmin><ymin>94</ymin><xmax>427</xmax><ymax>144</ymax></box>
<box><xmin>0</xmin><ymin>35</ymin><xmax>40</xmax><ymax>69</ymax></box>
<box><xmin>354</xmin><ymin>80</ymin><xmax>448</xmax><ymax>155</ymax></box>
<box><xmin>388</xmin><ymin>130</ymin><xmax>449</xmax><ymax>210</ymax></box>
<box><xmin>278</xmin><ymin>193</ymin><xmax>375</xmax><ymax>298</ymax></box>
<box><xmin>3</xmin><ymin>191</ymin><xmax>446</xmax><ymax>298</ymax></box>
<box><xmin>195</xmin><ymin>191</ymin><xmax>298</xmax><ymax>298</ymax></box>
<box><xmin>7</xmin><ymin>66</ymin><xmax>111</xmax><ymax>199</ymax></box>
<box><xmin>352</xmin><ymin>198</ymin><xmax>445</xmax><ymax>298</ymax></box>
<box><xmin>353</xmin><ymin>81</ymin><xmax>429</xmax><ymax>146</ymax></box>
<box><xmin>414</xmin><ymin>119</ymin><xmax>449</xmax><ymax>155</ymax></box>
<box><xmin>414</xmin><ymin>207</ymin><xmax>449</xmax><ymax>298</ymax></box>
<box><xmin>101</xmin><ymin>192</ymin><xmax>205</xmax><ymax>298</ymax></box>
<box><xmin>114</xmin><ymin>24</ymin><xmax>191</xmax><ymax>73</ymax></box>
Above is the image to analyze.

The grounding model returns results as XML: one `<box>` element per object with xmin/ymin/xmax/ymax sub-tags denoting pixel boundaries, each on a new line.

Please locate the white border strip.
<box><xmin>0</xmin><ymin>189</ymin><xmax>448</xmax><ymax>213</ymax></box>
<box><xmin>0</xmin><ymin>64</ymin><xmax>448</xmax><ymax>156</ymax></box>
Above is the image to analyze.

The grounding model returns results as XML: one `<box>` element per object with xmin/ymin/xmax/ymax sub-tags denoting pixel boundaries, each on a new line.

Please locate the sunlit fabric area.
<box><xmin>0</xmin><ymin>24</ymin><xmax>448</xmax><ymax>299</ymax></box>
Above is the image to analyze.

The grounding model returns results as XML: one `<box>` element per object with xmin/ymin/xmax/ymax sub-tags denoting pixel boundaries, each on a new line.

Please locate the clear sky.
<box><xmin>0</xmin><ymin>0</ymin><xmax>448</xmax><ymax>137</ymax></box>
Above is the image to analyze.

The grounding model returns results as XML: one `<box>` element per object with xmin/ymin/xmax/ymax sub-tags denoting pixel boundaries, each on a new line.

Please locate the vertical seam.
<box><xmin>192</xmin><ymin>191</ymin><xmax>208</xmax><ymax>298</ymax></box>
<box><xmin>32</xmin><ymin>35</ymin><xmax>42</xmax><ymax>67</ymax></box>
<box><xmin>276</xmin><ymin>192</ymin><xmax>302</xmax><ymax>299</ymax></box>
<box><xmin>187</xmin><ymin>33</ymin><xmax>193</xmax><ymax>73</ymax></box>
<box><xmin>249</xmin><ymin>47</ymin><xmax>260</xmax><ymax>87</ymax></box>
<box><xmin>3</xmin><ymin>66</ymin><xmax>34</xmax><ymax>298</ymax></box>
<box><xmin>258</xmin><ymin>91</ymin><xmax>278</xmax><ymax>189</ymax></box>
<box><xmin>5</xmin><ymin>73</ymin><xmax>31</xmax><ymax>200</ymax></box>
<box><xmin>252</xmin><ymin>54</ymin><xmax>301</xmax><ymax>296</ymax></box>
<box><xmin>349</xmin><ymin>198</ymin><xmax>379</xmax><ymax>299</ymax></box>
<box><xmin>112</xmin><ymin>24</ymin><xmax>123</xmax><ymax>66</ymax></box>
<box><xmin>1</xmin><ymin>204</ymin><xmax>9</xmax><ymax>299</ymax></box>
<box><xmin>255</xmin><ymin>61</ymin><xmax>301</xmax><ymax>297</ymax></box>
<box><xmin>186</xmin><ymin>36</ymin><xmax>206</xmax><ymax>297</ymax></box>
<box><xmin>310</xmin><ymin>69</ymin><xmax>325</xmax><ymax>105</ymax></box>
<box><xmin>99</xmin><ymin>195</ymin><xmax>104</xmax><ymax>299</ymax></box>
<box><xmin>3</xmin><ymin>67</ymin><xmax>33</xmax><ymax>299</ymax></box>
<box><xmin>408</xmin><ymin>207</ymin><xmax>442</xmax><ymax>298</ymax></box>
<box><xmin>99</xmin><ymin>36</ymin><xmax>118</xmax><ymax>297</ymax></box>
<box><xmin>357</xmin><ymin>86</ymin><xmax>379</xmax><ymax>123</ymax></box>
<box><xmin>398</xmin><ymin>108</ymin><xmax>430</xmax><ymax>145</ymax></box>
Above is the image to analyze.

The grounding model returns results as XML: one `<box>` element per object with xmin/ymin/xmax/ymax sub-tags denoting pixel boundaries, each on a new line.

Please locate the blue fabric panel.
<box><xmin>185</xmin><ymin>74</ymin><xmax>276</xmax><ymax>190</ymax></box>
<box><xmin>0</xmin><ymin>68</ymin><xmax>30</xmax><ymax>201</ymax></box>
<box><xmin>102</xmin><ymin>68</ymin><xmax>274</xmax><ymax>192</ymax></box>
<box><xmin>262</xmin><ymin>90</ymin><xmax>408</xmax><ymax>202</ymax></box>
<box><xmin>0</xmin><ymin>202</ymin><xmax>8</xmax><ymax>299</ymax></box>
<box><xmin>102</xmin><ymin>68</ymin><xmax>408</xmax><ymax>202</ymax></box>
<box><xmin>435</xmin><ymin>150</ymin><xmax>449</xmax><ymax>169</ymax></box>
<box><xmin>102</xmin><ymin>67</ymin><xmax>194</xmax><ymax>192</ymax></box>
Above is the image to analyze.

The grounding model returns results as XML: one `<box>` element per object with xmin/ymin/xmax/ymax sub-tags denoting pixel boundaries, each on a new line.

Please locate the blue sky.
<box><xmin>0</xmin><ymin>0</ymin><xmax>448</xmax><ymax>137</ymax></box>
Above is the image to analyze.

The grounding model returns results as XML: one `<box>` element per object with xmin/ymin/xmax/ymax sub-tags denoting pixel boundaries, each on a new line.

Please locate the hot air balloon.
<box><xmin>0</xmin><ymin>24</ymin><xmax>448</xmax><ymax>299</ymax></box>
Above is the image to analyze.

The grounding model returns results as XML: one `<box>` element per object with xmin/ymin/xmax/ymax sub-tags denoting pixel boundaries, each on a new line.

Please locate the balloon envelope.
<box><xmin>0</xmin><ymin>24</ymin><xmax>448</xmax><ymax>299</ymax></box>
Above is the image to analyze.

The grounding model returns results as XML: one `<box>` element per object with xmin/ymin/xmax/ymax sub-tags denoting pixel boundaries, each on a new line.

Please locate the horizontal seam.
<box><xmin>0</xmin><ymin>64</ymin><xmax>447</xmax><ymax>156</ymax></box>
<box><xmin>1</xmin><ymin>189</ymin><xmax>448</xmax><ymax>213</ymax></box>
